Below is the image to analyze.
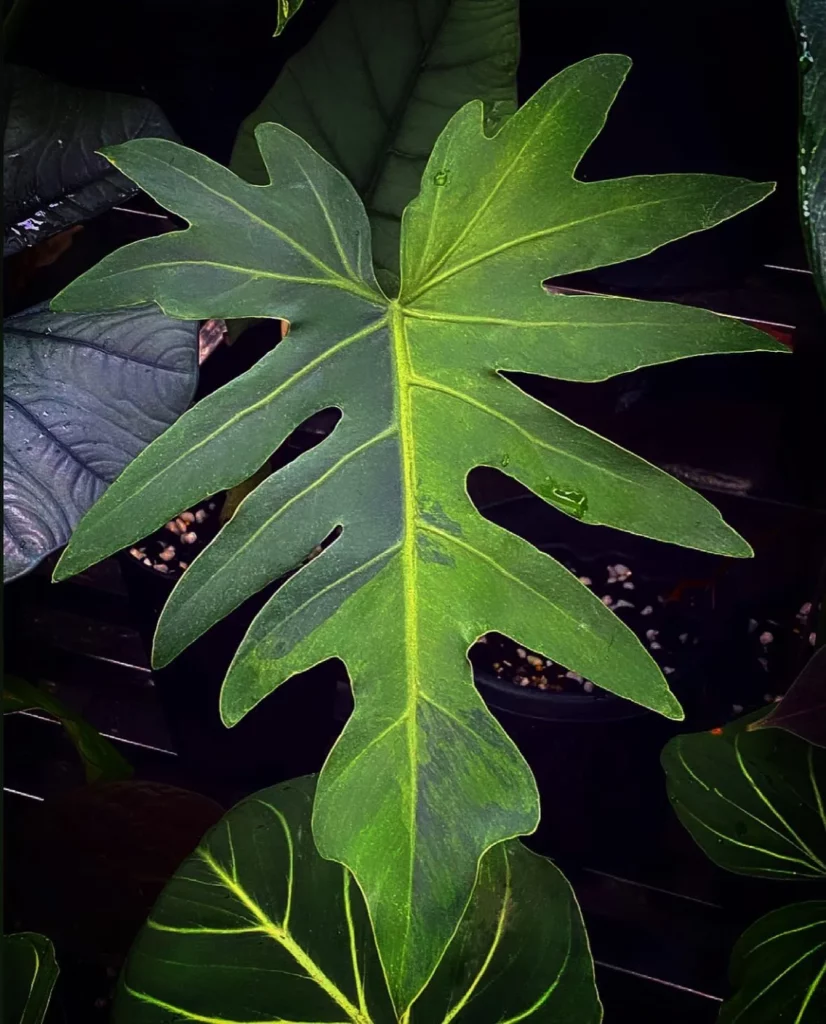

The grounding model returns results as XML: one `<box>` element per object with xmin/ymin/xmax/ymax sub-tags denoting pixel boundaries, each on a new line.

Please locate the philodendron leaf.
<box><xmin>4</xmin><ymin>932</ymin><xmax>59</xmax><ymax>1024</ymax></box>
<box><xmin>662</xmin><ymin>710</ymin><xmax>826</xmax><ymax>879</ymax></box>
<box><xmin>3</xmin><ymin>302</ymin><xmax>199</xmax><ymax>582</ymax></box>
<box><xmin>113</xmin><ymin>776</ymin><xmax>601</xmax><ymax>1024</ymax></box>
<box><xmin>719</xmin><ymin>901</ymin><xmax>826</xmax><ymax>1024</ymax></box>
<box><xmin>3</xmin><ymin>674</ymin><xmax>132</xmax><ymax>782</ymax></box>
<box><xmin>3</xmin><ymin>65</ymin><xmax>177</xmax><ymax>256</ymax></box>
<box><xmin>231</xmin><ymin>0</ymin><xmax>519</xmax><ymax>291</ymax></box>
<box><xmin>754</xmin><ymin>646</ymin><xmax>826</xmax><ymax>748</ymax></box>
<box><xmin>51</xmin><ymin>55</ymin><xmax>785</xmax><ymax>1008</ymax></box>
<box><xmin>789</xmin><ymin>1</ymin><xmax>826</xmax><ymax>303</ymax></box>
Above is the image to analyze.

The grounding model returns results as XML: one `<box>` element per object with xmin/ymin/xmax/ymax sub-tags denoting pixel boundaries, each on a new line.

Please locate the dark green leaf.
<box><xmin>113</xmin><ymin>776</ymin><xmax>601</xmax><ymax>1024</ymax></box>
<box><xmin>231</xmin><ymin>0</ymin><xmax>519</xmax><ymax>291</ymax></box>
<box><xmin>3</xmin><ymin>932</ymin><xmax>59</xmax><ymax>1024</ymax></box>
<box><xmin>3</xmin><ymin>66</ymin><xmax>177</xmax><ymax>255</ymax></box>
<box><xmin>719</xmin><ymin>901</ymin><xmax>826</xmax><ymax>1024</ymax></box>
<box><xmin>3</xmin><ymin>674</ymin><xmax>132</xmax><ymax>782</ymax></box>
<box><xmin>662</xmin><ymin>711</ymin><xmax>826</xmax><ymax>879</ymax></box>
<box><xmin>3</xmin><ymin>302</ymin><xmax>199</xmax><ymax>581</ymax></box>
<box><xmin>789</xmin><ymin>1</ymin><xmax>826</xmax><ymax>303</ymax></box>
<box><xmin>755</xmin><ymin>646</ymin><xmax>826</xmax><ymax>749</ymax></box>
<box><xmin>51</xmin><ymin>56</ymin><xmax>783</xmax><ymax>1007</ymax></box>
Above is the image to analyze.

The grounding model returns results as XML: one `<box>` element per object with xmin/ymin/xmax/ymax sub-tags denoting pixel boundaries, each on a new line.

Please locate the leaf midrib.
<box><xmin>389</xmin><ymin>300</ymin><xmax>422</xmax><ymax>991</ymax></box>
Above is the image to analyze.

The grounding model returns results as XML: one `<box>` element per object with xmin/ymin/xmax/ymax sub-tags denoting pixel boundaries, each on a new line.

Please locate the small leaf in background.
<box><xmin>3</xmin><ymin>65</ymin><xmax>177</xmax><ymax>256</ymax></box>
<box><xmin>754</xmin><ymin>646</ymin><xmax>826</xmax><ymax>748</ymax></box>
<box><xmin>3</xmin><ymin>674</ymin><xmax>132</xmax><ymax>783</ymax></box>
<box><xmin>231</xmin><ymin>0</ymin><xmax>520</xmax><ymax>291</ymax></box>
<box><xmin>3</xmin><ymin>302</ymin><xmax>199</xmax><ymax>582</ymax></box>
<box><xmin>789</xmin><ymin>1</ymin><xmax>826</xmax><ymax>304</ymax></box>
<box><xmin>112</xmin><ymin>776</ymin><xmax>601</xmax><ymax>1024</ymax></box>
<box><xmin>3</xmin><ymin>932</ymin><xmax>59</xmax><ymax>1024</ymax></box>
<box><xmin>719</xmin><ymin>901</ymin><xmax>826</xmax><ymax>1024</ymax></box>
<box><xmin>662</xmin><ymin>711</ymin><xmax>826</xmax><ymax>879</ymax></box>
<box><xmin>49</xmin><ymin>56</ymin><xmax>786</xmax><ymax>1008</ymax></box>
<box><xmin>274</xmin><ymin>0</ymin><xmax>304</xmax><ymax>36</ymax></box>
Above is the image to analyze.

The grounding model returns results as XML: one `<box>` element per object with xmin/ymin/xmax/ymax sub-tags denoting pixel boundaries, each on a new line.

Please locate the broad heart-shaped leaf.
<box><xmin>231</xmin><ymin>0</ymin><xmax>519</xmax><ymax>291</ymax></box>
<box><xmin>3</xmin><ymin>932</ymin><xmax>59</xmax><ymax>1024</ymax></box>
<box><xmin>3</xmin><ymin>673</ymin><xmax>132</xmax><ymax>782</ymax></box>
<box><xmin>51</xmin><ymin>55</ymin><xmax>785</xmax><ymax>1009</ymax></box>
<box><xmin>719</xmin><ymin>901</ymin><xmax>826</xmax><ymax>1024</ymax></box>
<box><xmin>755</xmin><ymin>646</ymin><xmax>826</xmax><ymax>748</ymax></box>
<box><xmin>789</xmin><ymin>1</ymin><xmax>826</xmax><ymax>305</ymax></box>
<box><xmin>3</xmin><ymin>302</ymin><xmax>199</xmax><ymax>582</ymax></box>
<box><xmin>662</xmin><ymin>710</ymin><xmax>826</xmax><ymax>880</ymax></box>
<box><xmin>113</xmin><ymin>775</ymin><xmax>601</xmax><ymax>1024</ymax></box>
<box><xmin>3</xmin><ymin>65</ymin><xmax>177</xmax><ymax>256</ymax></box>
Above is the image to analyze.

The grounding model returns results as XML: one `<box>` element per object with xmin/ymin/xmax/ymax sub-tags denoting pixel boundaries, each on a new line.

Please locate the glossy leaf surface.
<box><xmin>756</xmin><ymin>646</ymin><xmax>826</xmax><ymax>748</ymax></box>
<box><xmin>790</xmin><ymin>1</ymin><xmax>826</xmax><ymax>303</ymax></box>
<box><xmin>4</xmin><ymin>932</ymin><xmax>59</xmax><ymax>1024</ymax></box>
<box><xmin>3</xmin><ymin>674</ymin><xmax>132</xmax><ymax>782</ymax></box>
<box><xmin>3</xmin><ymin>302</ymin><xmax>199</xmax><ymax>581</ymax></box>
<box><xmin>113</xmin><ymin>776</ymin><xmax>601</xmax><ymax>1024</ymax></box>
<box><xmin>662</xmin><ymin>711</ymin><xmax>826</xmax><ymax>880</ymax></box>
<box><xmin>231</xmin><ymin>0</ymin><xmax>519</xmax><ymax>290</ymax></box>
<box><xmin>52</xmin><ymin>55</ymin><xmax>783</xmax><ymax>1007</ymax></box>
<box><xmin>3</xmin><ymin>65</ymin><xmax>176</xmax><ymax>256</ymax></box>
<box><xmin>719</xmin><ymin>901</ymin><xmax>826</xmax><ymax>1024</ymax></box>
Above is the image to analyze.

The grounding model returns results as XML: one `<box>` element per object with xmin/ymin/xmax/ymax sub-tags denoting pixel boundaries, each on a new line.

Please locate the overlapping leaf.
<box><xmin>114</xmin><ymin>775</ymin><xmax>601</xmax><ymax>1024</ymax></box>
<box><xmin>52</xmin><ymin>55</ymin><xmax>785</xmax><ymax>1008</ymax></box>
<box><xmin>3</xmin><ymin>303</ymin><xmax>199</xmax><ymax>581</ymax></box>
<box><xmin>3</xmin><ymin>932</ymin><xmax>59</xmax><ymax>1024</ymax></box>
<box><xmin>718</xmin><ymin>901</ymin><xmax>826</xmax><ymax>1024</ymax></box>
<box><xmin>232</xmin><ymin>0</ymin><xmax>519</xmax><ymax>290</ymax></box>
<box><xmin>662</xmin><ymin>711</ymin><xmax>826</xmax><ymax>879</ymax></box>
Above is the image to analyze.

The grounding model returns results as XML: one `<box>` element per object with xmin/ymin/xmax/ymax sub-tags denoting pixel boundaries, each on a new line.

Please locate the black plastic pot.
<box><xmin>466</xmin><ymin>491</ymin><xmax>738</xmax><ymax>866</ymax></box>
<box><xmin>118</xmin><ymin>535</ymin><xmax>344</xmax><ymax>806</ymax></box>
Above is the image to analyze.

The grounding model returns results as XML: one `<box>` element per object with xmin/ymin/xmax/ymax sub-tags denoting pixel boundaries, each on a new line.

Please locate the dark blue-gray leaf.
<box><xmin>3</xmin><ymin>303</ymin><xmax>198</xmax><ymax>581</ymax></box>
<box><xmin>3</xmin><ymin>65</ymin><xmax>177</xmax><ymax>256</ymax></box>
<box><xmin>3</xmin><ymin>932</ymin><xmax>59</xmax><ymax>1024</ymax></box>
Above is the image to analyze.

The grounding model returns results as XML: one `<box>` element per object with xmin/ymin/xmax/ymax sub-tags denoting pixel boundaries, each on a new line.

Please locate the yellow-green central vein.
<box><xmin>390</xmin><ymin>300</ymin><xmax>420</xmax><ymax>986</ymax></box>
<box><xmin>197</xmin><ymin>850</ymin><xmax>370</xmax><ymax>1024</ymax></box>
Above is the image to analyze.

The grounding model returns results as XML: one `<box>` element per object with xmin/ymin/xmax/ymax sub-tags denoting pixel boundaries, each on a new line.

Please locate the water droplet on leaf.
<box><xmin>539</xmin><ymin>479</ymin><xmax>588</xmax><ymax>519</ymax></box>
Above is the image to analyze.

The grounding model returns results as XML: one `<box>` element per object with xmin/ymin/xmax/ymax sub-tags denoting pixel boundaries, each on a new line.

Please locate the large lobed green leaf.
<box><xmin>662</xmin><ymin>710</ymin><xmax>826</xmax><ymax>880</ymax></box>
<box><xmin>3</xmin><ymin>932</ymin><xmax>59</xmax><ymax>1024</ymax></box>
<box><xmin>51</xmin><ymin>55</ymin><xmax>785</xmax><ymax>1009</ymax></box>
<box><xmin>719</xmin><ymin>901</ymin><xmax>826</xmax><ymax>1024</ymax></box>
<box><xmin>113</xmin><ymin>776</ymin><xmax>601</xmax><ymax>1024</ymax></box>
<box><xmin>231</xmin><ymin>0</ymin><xmax>520</xmax><ymax>291</ymax></box>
